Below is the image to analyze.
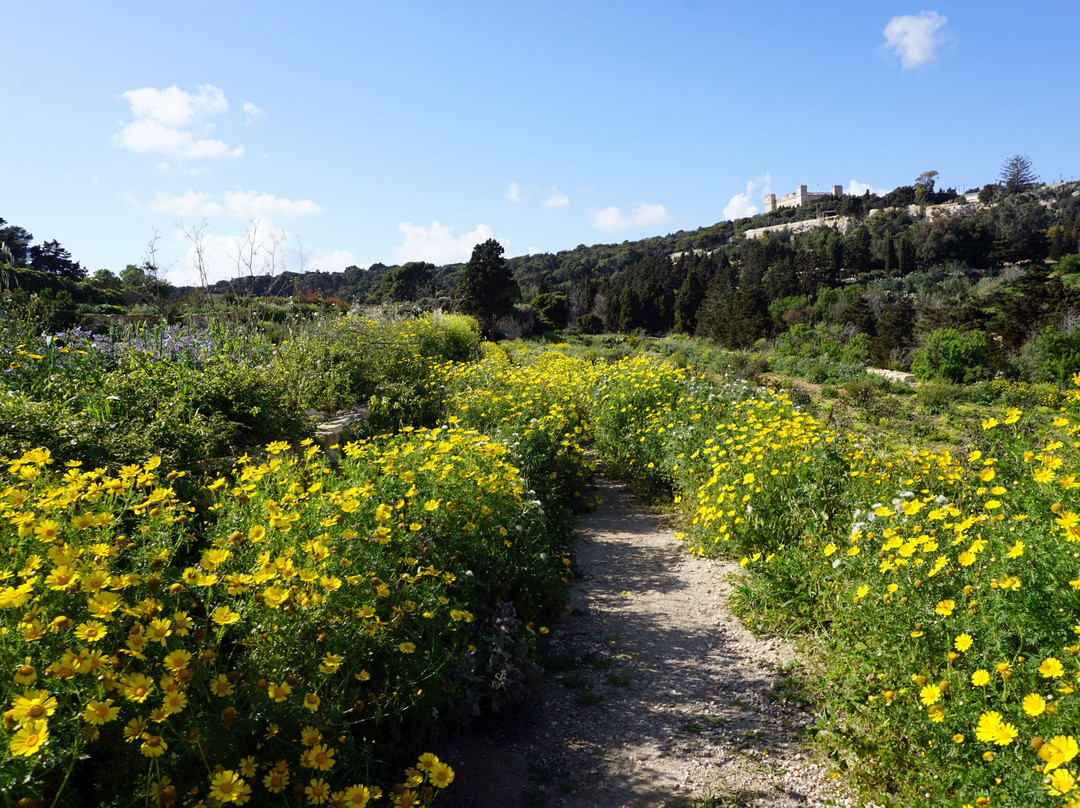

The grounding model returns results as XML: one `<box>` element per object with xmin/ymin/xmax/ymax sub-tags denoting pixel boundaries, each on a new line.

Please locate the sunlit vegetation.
<box><xmin>3</xmin><ymin>280</ymin><xmax>1080</xmax><ymax>806</ymax></box>
<box><xmin>582</xmin><ymin>347</ymin><xmax>1080</xmax><ymax>808</ymax></box>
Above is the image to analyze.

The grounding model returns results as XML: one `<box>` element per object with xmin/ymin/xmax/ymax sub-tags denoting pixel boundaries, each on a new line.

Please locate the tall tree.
<box><xmin>454</xmin><ymin>239</ymin><xmax>519</xmax><ymax>338</ymax></box>
<box><xmin>898</xmin><ymin>234</ymin><xmax>918</xmax><ymax>275</ymax></box>
<box><xmin>379</xmin><ymin>261</ymin><xmax>434</xmax><ymax>302</ymax></box>
<box><xmin>884</xmin><ymin>236</ymin><xmax>898</xmax><ymax>275</ymax></box>
<box><xmin>0</xmin><ymin>219</ymin><xmax>34</xmax><ymax>268</ymax></box>
<box><xmin>843</xmin><ymin>225</ymin><xmax>872</xmax><ymax>275</ymax></box>
<box><xmin>999</xmin><ymin>154</ymin><xmax>1038</xmax><ymax>196</ymax></box>
<box><xmin>29</xmin><ymin>239</ymin><xmax>86</xmax><ymax>280</ymax></box>
<box><xmin>673</xmin><ymin>262</ymin><xmax>708</xmax><ymax>334</ymax></box>
<box><xmin>122</xmin><ymin>262</ymin><xmax>177</xmax><ymax>320</ymax></box>
<box><xmin>914</xmin><ymin>170</ymin><xmax>938</xmax><ymax>206</ymax></box>
<box><xmin>618</xmin><ymin>287</ymin><xmax>643</xmax><ymax>333</ymax></box>
<box><xmin>871</xmin><ymin>297</ymin><xmax>916</xmax><ymax>367</ymax></box>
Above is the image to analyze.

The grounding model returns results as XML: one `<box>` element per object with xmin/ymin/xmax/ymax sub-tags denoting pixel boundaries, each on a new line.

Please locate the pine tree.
<box><xmin>999</xmin><ymin>154</ymin><xmax>1038</xmax><ymax>196</ymax></box>
<box><xmin>455</xmin><ymin>239</ymin><xmax>518</xmax><ymax>338</ymax></box>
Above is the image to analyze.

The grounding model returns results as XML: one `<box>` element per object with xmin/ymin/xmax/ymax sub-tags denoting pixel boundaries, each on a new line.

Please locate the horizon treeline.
<box><xmin>3</xmin><ymin>164</ymin><xmax>1080</xmax><ymax>382</ymax></box>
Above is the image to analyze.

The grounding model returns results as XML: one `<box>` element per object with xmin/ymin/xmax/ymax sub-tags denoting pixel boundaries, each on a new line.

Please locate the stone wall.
<box><xmin>744</xmin><ymin>216</ymin><xmax>851</xmax><ymax>240</ymax></box>
<box><xmin>866</xmin><ymin>367</ymin><xmax>916</xmax><ymax>385</ymax></box>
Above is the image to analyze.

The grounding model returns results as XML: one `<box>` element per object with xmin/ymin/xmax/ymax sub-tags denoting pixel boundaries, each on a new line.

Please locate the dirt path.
<box><xmin>443</xmin><ymin>477</ymin><xmax>855</xmax><ymax>808</ymax></box>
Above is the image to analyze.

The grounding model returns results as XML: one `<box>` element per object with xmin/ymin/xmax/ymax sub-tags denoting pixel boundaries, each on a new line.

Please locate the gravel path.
<box><xmin>443</xmin><ymin>477</ymin><xmax>857</xmax><ymax>808</ymax></box>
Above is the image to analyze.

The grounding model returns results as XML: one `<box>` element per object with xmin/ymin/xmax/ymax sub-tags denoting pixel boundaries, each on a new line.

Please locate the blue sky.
<box><xmin>3</xmin><ymin>1</ymin><xmax>1078</xmax><ymax>286</ymax></box>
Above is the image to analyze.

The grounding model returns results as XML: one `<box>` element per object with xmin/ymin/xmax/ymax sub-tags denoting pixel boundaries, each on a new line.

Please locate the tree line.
<box><xmin>4</xmin><ymin>156</ymin><xmax>1079</xmax><ymax>380</ymax></box>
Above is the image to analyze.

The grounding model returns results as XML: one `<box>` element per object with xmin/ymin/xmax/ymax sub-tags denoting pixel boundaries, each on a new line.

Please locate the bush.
<box><xmin>574</xmin><ymin>313</ymin><xmax>603</xmax><ymax>335</ymax></box>
<box><xmin>842</xmin><ymin>377</ymin><xmax>879</xmax><ymax>409</ymax></box>
<box><xmin>768</xmin><ymin>354</ymin><xmax>864</xmax><ymax>384</ymax></box>
<box><xmin>713</xmin><ymin>350</ymin><xmax>768</xmax><ymax>380</ymax></box>
<box><xmin>1015</xmin><ymin>326</ymin><xmax>1080</xmax><ymax>384</ymax></box>
<box><xmin>911</xmin><ymin>327</ymin><xmax>991</xmax><ymax>383</ymax></box>
<box><xmin>0</xmin><ymin>422</ymin><xmax>572</xmax><ymax>806</ymax></box>
<box><xmin>916</xmin><ymin>381</ymin><xmax>962</xmax><ymax>414</ymax></box>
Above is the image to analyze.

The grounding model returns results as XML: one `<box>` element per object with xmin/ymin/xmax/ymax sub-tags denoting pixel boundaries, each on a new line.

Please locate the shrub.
<box><xmin>0</xmin><ymin>425</ymin><xmax>570</xmax><ymax>806</ymax></box>
<box><xmin>713</xmin><ymin>350</ymin><xmax>768</xmax><ymax>380</ymax></box>
<box><xmin>1014</xmin><ymin>326</ymin><xmax>1080</xmax><ymax>384</ymax></box>
<box><xmin>574</xmin><ymin>313</ymin><xmax>603</xmax><ymax>335</ymax></box>
<box><xmin>916</xmin><ymin>381</ymin><xmax>962</xmax><ymax>414</ymax></box>
<box><xmin>842</xmin><ymin>377</ymin><xmax>878</xmax><ymax>409</ymax></box>
<box><xmin>911</xmin><ymin>327</ymin><xmax>991</xmax><ymax>383</ymax></box>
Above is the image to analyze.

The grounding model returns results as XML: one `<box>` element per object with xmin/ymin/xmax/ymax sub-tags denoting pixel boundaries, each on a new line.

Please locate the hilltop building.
<box><xmin>764</xmin><ymin>184</ymin><xmax>843</xmax><ymax>212</ymax></box>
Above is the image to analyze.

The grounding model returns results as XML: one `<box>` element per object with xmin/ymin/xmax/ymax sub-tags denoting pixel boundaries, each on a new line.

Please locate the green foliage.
<box><xmin>772</xmin><ymin>322</ymin><xmax>870</xmax><ymax>365</ymax></box>
<box><xmin>0</xmin><ymin>312</ymin><xmax>481</xmax><ymax>469</ymax></box>
<box><xmin>999</xmin><ymin>153</ymin><xmax>1038</xmax><ymax>195</ymax></box>
<box><xmin>710</xmin><ymin>350</ymin><xmax>768</xmax><ymax>380</ymax></box>
<box><xmin>530</xmin><ymin>291</ymin><xmax>570</xmax><ymax>330</ymax></box>
<box><xmin>1</xmin><ymin>287</ymin><xmax>81</xmax><ymax>331</ymax></box>
<box><xmin>911</xmin><ymin>327</ymin><xmax>991</xmax><ymax>383</ymax></box>
<box><xmin>1015</xmin><ymin>326</ymin><xmax>1080</xmax><ymax>384</ymax></box>
<box><xmin>769</xmin><ymin>354</ymin><xmax>865</xmax><ymax>385</ymax></box>
<box><xmin>1055</xmin><ymin>253</ymin><xmax>1080</xmax><ymax>275</ymax></box>
<box><xmin>575</xmin><ymin>312</ymin><xmax>603</xmax><ymax>335</ymax></box>
<box><xmin>915</xmin><ymin>381</ymin><xmax>963</xmax><ymax>414</ymax></box>
<box><xmin>842</xmin><ymin>377</ymin><xmax>879</xmax><ymax>409</ymax></box>
<box><xmin>376</xmin><ymin>261</ymin><xmax>435</xmax><ymax>302</ymax></box>
<box><xmin>455</xmin><ymin>239</ymin><xmax>519</xmax><ymax>337</ymax></box>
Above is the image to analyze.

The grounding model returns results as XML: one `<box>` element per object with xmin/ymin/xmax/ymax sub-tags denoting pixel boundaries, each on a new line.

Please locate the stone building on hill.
<box><xmin>764</xmin><ymin>184</ymin><xmax>844</xmax><ymax>212</ymax></box>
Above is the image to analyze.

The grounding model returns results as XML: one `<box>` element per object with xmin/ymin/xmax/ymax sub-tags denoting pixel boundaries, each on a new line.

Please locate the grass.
<box><xmin>665</xmin><ymin>789</ymin><xmax>756</xmax><ymax>808</ymax></box>
<box><xmin>558</xmin><ymin>673</ymin><xmax>589</xmax><ymax>689</ymax></box>
<box><xmin>582</xmin><ymin>651</ymin><xmax>617</xmax><ymax>669</ymax></box>
<box><xmin>764</xmin><ymin>674</ymin><xmax>812</xmax><ymax>707</ymax></box>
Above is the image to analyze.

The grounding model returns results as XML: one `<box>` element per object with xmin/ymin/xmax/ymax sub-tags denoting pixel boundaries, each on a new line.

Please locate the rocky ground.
<box><xmin>442</xmin><ymin>478</ymin><xmax>861</xmax><ymax>808</ymax></box>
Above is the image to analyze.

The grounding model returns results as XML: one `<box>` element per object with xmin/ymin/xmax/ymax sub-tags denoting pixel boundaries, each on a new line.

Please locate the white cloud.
<box><xmin>314</xmin><ymin>250</ymin><xmax>357</xmax><ymax>272</ymax></box>
<box><xmin>590</xmin><ymin>202</ymin><xmax>675</xmax><ymax>233</ymax></box>
<box><xmin>881</xmin><ymin>11</ymin><xmax>949</xmax><ymax>70</ymax></box>
<box><xmin>114</xmin><ymin>84</ymin><xmax>244</xmax><ymax>160</ymax></box>
<box><xmin>149</xmin><ymin>189</ymin><xmax>223</xmax><ymax>217</ymax></box>
<box><xmin>225</xmin><ymin>190</ymin><xmax>322</xmax><ymax>218</ymax></box>
<box><xmin>543</xmin><ymin>189</ymin><xmax>570</xmax><ymax>209</ymax></box>
<box><xmin>130</xmin><ymin>189</ymin><xmax>321</xmax><ymax>219</ymax></box>
<box><xmin>505</xmin><ymin>182</ymin><xmax>525</xmax><ymax>202</ymax></box>
<box><xmin>123</xmin><ymin>84</ymin><xmax>228</xmax><ymax>127</ymax></box>
<box><xmin>723</xmin><ymin>173</ymin><xmax>772</xmax><ymax>220</ymax></box>
<box><xmin>723</xmin><ymin>186</ymin><xmax>759</xmax><ymax>220</ymax></box>
<box><xmin>242</xmin><ymin>102</ymin><xmax>264</xmax><ymax>123</ymax></box>
<box><xmin>846</xmin><ymin>179</ymin><xmax>888</xmax><ymax>196</ymax></box>
<box><xmin>396</xmin><ymin>221</ymin><xmax>496</xmax><ymax>264</ymax></box>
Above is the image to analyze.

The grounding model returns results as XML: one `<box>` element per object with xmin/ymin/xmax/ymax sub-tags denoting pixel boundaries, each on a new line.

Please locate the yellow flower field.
<box><xmin>3</xmin><ymin>320</ymin><xmax>1078</xmax><ymax>808</ymax></box>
